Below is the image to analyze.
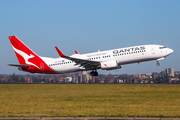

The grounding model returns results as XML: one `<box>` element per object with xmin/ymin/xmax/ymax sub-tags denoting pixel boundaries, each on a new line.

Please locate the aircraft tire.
<box><xmin>156</xmin><ymin>62</ymin><xmax>160</xmax><ymax>66</ymax></box>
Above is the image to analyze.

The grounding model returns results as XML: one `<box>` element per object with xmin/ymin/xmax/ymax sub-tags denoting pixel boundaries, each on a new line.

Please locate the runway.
<box><xmin>0</xmin><ymin>117</ymin><xmax>180</xmax><ymax>120</ymax></box>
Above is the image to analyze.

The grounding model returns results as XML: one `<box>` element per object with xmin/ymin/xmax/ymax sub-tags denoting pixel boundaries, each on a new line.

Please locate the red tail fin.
<box><xmin>9</xmin><ymin>36</ymin><xmax>38</xmax><ymax>66</ymax></box>
<box><xmin>9</xmin><ymin>36</ymin><xmax>56</xmax><ymax>74</ymax></box>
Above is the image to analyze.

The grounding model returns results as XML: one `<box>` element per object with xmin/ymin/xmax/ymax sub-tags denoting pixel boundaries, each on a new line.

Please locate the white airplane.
<box><xmin>8</xmin><ymin>36</ymin><xmax>173</xmax><ymax>76</ymax></box>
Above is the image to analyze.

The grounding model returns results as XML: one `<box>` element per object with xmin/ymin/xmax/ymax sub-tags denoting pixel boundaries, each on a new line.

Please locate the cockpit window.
<box><xmin>159</xmin><ymin>46</ymin><xmax>166</xmax><ymax>49</ymax></box>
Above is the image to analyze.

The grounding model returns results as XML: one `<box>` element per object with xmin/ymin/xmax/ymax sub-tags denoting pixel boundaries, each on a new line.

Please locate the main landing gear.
<box><xmin>156</xmin><ymin>61</ymin><xmax>160</xmax><ymax>66</ymax></box>
<box><xmin>90</xmin><ymin>69</ymin><xmax>98</xmax><ymax>76</ymax></box>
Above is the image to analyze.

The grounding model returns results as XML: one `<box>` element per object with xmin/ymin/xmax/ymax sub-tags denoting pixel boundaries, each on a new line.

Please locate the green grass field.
<box><xmin>0</xmin><ymin>84</ymin><xmax>180</xmax><ymax>117</ymax></box>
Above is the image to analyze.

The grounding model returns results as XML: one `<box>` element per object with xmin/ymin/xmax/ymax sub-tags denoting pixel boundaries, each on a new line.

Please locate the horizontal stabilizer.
<box><xmin>8</xmin><ymin>64</ymin><xmax>31</xmax><ymax>68</ymax></box>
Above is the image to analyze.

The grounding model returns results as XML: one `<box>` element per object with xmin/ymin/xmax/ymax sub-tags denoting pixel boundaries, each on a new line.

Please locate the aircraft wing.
<box><xmin>55</xmin><ymin>47</ymin><xmax>100</xmax><ymax>69</ymax></box>
<box><xmin>8</xmin><ymin>64</ymin><xmax>31</xmax><ymax>68</ymax></box>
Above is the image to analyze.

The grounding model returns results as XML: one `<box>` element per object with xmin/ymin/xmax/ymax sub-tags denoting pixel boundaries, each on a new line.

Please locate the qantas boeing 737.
<box><xmin>8</xmin><ymin>36</ymin><xmax>173</xmax><ymax>76</ymax></box>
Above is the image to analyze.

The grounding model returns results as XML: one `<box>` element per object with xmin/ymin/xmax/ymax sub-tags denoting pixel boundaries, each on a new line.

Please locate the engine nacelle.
<box><xmin>101</xmin><ymin>60</ymin><xmax>121</xmax><ymax>70</ymax></box>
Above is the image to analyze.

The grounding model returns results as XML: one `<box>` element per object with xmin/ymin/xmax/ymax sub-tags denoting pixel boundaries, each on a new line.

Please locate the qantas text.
<box><xmin>113</xmin><ymin>46</ymin><xmax>145</xmax><ymax>54</ymax></box>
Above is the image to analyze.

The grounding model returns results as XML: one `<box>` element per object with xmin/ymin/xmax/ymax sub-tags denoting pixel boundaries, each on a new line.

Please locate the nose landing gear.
<box><xmin>90</xmin><ymin>69</ymin><xmax>98</xmax><ymax>76</ymax></box>
<box><xmin>156</xmin><ymin>61</ymin><xmax>160</xmax><ymax>66</ymax></box>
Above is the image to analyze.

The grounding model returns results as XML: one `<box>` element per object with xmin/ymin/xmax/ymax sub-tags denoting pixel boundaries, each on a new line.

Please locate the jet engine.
<box><xmin>101</xmin><ymin>60</ymin><xmax>121</xmax><ymax>70</ymax></box>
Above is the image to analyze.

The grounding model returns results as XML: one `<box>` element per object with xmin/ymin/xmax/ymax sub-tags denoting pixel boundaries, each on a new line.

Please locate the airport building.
<box><xmin>165</xmin><ymin>68</ymin><xmax>175</xmax><ymax>77</ymax></box>
<box><xmin>78</xmin><ymin>71</ymin><xmax>92</xmax><ymax>83</ymax></box>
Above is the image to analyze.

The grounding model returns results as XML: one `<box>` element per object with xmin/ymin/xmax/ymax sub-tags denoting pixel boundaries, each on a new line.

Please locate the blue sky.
<box><xmin>0</xmin><ymin>0</ymin><xmax>180</xmax><ymax>75</ymax></box>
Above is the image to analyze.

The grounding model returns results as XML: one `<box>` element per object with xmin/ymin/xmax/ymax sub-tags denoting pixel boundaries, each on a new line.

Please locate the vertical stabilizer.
<box><xmin>8</xmin><ymin>36</ymin><xmax>56</xmax><ymax>74</ymax></box>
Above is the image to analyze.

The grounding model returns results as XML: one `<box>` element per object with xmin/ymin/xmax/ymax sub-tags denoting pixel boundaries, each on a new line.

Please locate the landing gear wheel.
<box><xmin>90</xmin><ymin>69</ymin><xmax>98</xmax><ymax>76</ymax></box>
<box><xmin>156</xmin><ymin>62</ymin><xmax>160</xmax><ymax>66</ymax></box>
<box><xmin>94</xmin><ymin>71</ymin><xmax>98</xmax><ymax>76</ymax></box>
<box><xmin>90</xmin><ymin>71</ymin><xmax>94</xmax><ymax>76</ymax></box>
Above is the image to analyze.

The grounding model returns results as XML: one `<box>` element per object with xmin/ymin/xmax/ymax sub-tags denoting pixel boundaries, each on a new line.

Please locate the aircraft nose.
<box><xmin>170</xmin><ymin>48</ymin><xmax>173</xmax><ymax>54</ymax></box>
<box><xmin>168</xmin><ymin>48</ymin><xmax>174</xmax><ymax>55</ymax></box>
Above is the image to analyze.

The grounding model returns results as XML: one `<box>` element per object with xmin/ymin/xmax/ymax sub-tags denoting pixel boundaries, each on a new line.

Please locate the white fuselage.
<box><xmin>41</xmin><ymin>45</ymin><xmax>173</xmax><ymax>74</ymax></box>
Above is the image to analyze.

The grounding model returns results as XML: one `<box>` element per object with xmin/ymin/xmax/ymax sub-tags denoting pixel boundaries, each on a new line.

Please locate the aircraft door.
<box><xmin>151</xmin><ymin>47</ymin><xmax>155</xmax><ymax>54</ymax></box>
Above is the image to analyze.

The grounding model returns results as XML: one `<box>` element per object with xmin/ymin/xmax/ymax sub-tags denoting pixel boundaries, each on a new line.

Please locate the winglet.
<box><xmin>75</xmin><ymin>50</ymin><xmax>79</xmax><ymax>54</ymax></box>
<box><xmin>55</xmin><ymin>46</ymin><xmax>66</xmax><ymax>57</ymax></box>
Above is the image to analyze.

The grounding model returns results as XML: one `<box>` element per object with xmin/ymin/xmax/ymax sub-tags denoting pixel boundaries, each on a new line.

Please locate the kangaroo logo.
<box><xmin>12</xmin><ymin>46</ymin><xmax>40</xmax><ymax>69</ymax></box>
